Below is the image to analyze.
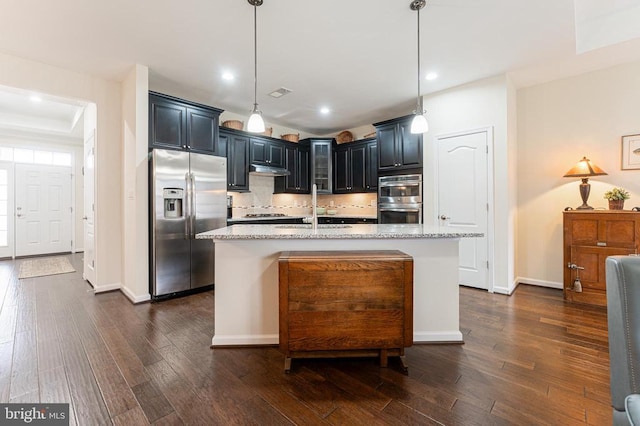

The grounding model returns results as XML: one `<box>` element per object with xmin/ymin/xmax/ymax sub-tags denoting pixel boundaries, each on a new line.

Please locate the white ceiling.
<box><xmin>2</xmin><ymin>0</ymin><xmax>640</xmax><ymax>135</ymax></box>
<box><xmin>0</xmin><ymin>86</ymin><xmax>85</xmax><ymax>140</ymax></box>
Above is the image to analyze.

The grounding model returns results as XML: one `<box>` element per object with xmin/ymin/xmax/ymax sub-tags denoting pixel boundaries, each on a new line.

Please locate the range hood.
<box><xmin>249</xmin><ymin>163</ymin><xmax>291</xmax><ymax>176</ymax></box>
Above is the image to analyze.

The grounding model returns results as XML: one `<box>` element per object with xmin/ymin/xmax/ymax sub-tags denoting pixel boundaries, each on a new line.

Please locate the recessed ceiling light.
<box><xmin>222</xmin><ymin>72</ymin><xmax>234</xmax><ymax>81</ymax></box>
<box><xmin>320</xmin><ymin>107</ymin><xmax>330</xmax><ymax>115</ymax></box>
<box><xmin>30</xmin><ymin>95</ymin><xmax>42</xmax><ymax>102</ymax></box>
<box><xmin>425</xmin><ymin>72</ymin><xmax>438</xmax><ymax>81</ymax></box>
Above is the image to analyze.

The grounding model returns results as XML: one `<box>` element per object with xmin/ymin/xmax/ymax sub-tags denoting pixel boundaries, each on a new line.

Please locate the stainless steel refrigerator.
<box><xmin>150</xmin><ymin>149</ymin><xmax>227</xmax><ymax>299</ymax></box>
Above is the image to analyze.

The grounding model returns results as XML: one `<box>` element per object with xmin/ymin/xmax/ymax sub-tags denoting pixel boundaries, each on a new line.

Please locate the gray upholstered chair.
<box><xmin>606</xmin><ymin>255</ymin><xmax>640</xmax><ymax>425</ymax></box>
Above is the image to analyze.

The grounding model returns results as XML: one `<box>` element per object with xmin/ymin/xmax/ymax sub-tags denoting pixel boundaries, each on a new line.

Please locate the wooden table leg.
<box><xmin>380</xmin><ymin>349</ymin><xmax>388</xmax><ymax>368</ymax></box>
<box><xmin>284</xmin><ymin>357</ymin><xmax>292</xmax><ymax>373</ymax></box>
<box><xmin>398</xmin><ymin>355</ymin><xmax>408</xmax><ymax>374</ymax></box>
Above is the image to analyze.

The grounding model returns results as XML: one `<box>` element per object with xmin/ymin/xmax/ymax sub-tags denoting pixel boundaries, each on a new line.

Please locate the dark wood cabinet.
<box><xmin>250</xmin><ymin>138</ymin><xmax>285</xmax><ymax>168</ymax></box>
<box><xmin>333</xmin><ymin>139</ymin><xmax>377</xmax><ymax>193</ymax></box>
<box><xmin>318</xmin><ymin>217</ymin><xmax>377</xmax><ymax>224</ymax></box>
<box><xmin>334</xmin><ymin>142</ymin><xmax>366</xmax><ymax>193</ymax></box>
<box><xmin>275</xmin><ymin>143</ymin><xmax>310</xmax><ymax>194</ymax></box>
<box><xmin>278</xmin><ymin>250</ymin><xmax>413</xmax><ymax>372</ymax></box>
<box><xmin>220</xmin><ymin>129</ymin><xmax>250</xmax><ymax>192</ymax></box>
<box><xmin>149</xmin><ymin>92</ymin><xmax>223</xmax><ymax>155</ymax></box>
<box><xmin>374</xmin><ymin>115</ymin><xmax>422</xmax><ymax>172</ymax></box>
<box><xmin>187</xmin><ymin>106</ymin><xmax>224</xmax><ymax>155</ymax></box>
<box><xmin>563</xmin><ymin>210</ymin><xmax>640</xmax><ymax>306</ymax></box>
<box><xmin>365</xmin><ymin>139</ymin><xmax>378</xmax><ymax>191</ymax></box>
<box><xmin>302</xmin><ymin>138</ymin><xmax>335</xmax><ymax>194</ymax></box>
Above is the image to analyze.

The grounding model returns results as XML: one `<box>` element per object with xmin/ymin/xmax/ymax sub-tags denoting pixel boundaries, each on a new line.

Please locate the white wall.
<box><xmin>422</xmin><ymin>74</ymin><xmax>517</xmax><ymax>294</ymax></box>
<box><xmin>517</xmin><ymin>60</ymin><xmax>640</xmax><ymax>287</ymax></box>
<box><xmin>121</xmin><ymin>65</ymin><xmax>149</xmax><ymax>302</ymax></box>
<box><xmin>0</xmin><ymin>52</ymin><xmax>123</xmax><ymax>290</ymax></box>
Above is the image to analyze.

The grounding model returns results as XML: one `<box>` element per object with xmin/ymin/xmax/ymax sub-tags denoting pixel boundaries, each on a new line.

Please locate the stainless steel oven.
<box><xmin>378</xmin><ymin>174</ymin><xmax>422</xmax><ymax>224</ymax></box>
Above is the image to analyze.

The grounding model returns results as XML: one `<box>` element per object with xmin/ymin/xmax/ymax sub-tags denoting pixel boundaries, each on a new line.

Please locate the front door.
<box><xmin>437</xmin><ymin>128</ymin><xmax>490</xmax><ymax>290</ymax></box>
<box><xmin>15</xmin><ymin>164</ymin><xmax>72</xmax><ymax>257</ymax></box>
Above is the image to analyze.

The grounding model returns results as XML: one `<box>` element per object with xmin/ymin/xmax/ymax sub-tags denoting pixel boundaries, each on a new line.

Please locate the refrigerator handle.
<box><xmin>184</xmin><ymin>172</ymin><xmax>191</xmax><ymax>239</ymax></box>
<box><xmin>190</xmin><ymin>172</ymin><xmax>196</xmax><ymax>239</ymax></box>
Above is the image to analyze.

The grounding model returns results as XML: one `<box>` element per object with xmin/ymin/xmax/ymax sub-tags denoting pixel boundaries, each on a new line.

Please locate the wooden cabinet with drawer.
<box><xmin>278</xmin><ymin>250</ymin><xmax>413</xmax><ymax>372</ymax></box>
<box><xmin>563</xmin><ymin>211</ymin><xmax>640</xmax><ymax>306</ymax></box>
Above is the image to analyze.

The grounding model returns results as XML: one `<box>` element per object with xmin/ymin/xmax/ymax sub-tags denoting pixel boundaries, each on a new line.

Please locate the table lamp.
<box><xmin>563</xmin><ymin>156</ymin><xmax>607</xmax><ymax>210</ymax></box>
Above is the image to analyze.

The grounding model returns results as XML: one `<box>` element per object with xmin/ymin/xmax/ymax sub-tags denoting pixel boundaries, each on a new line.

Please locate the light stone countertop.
<box><xmin>197</xmin><ymin>223</ymin><xmax>483</xmax><ymax>240</ymax></box>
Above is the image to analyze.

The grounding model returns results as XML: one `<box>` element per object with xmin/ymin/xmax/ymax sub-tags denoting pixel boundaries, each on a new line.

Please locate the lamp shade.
<box><xmin>247</xmin><ymin>110</ymin><xmax>265</xmax><ymax>133</ymax></box>
<box><xmin>410</xmin><ymin>113</ymin><xmax>429</xmax><ymax>134</ymax></box>
<box><xmin>563</xmin><ymin>157</ymin><xmax>607</xmax><ymax>178</ymax></box>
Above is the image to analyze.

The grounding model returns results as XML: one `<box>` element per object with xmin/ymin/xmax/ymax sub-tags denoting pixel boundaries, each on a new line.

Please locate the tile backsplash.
<box><xmin>228</xmin><ymin>175</ymin><xmax>377</xmax><ymax>218</ymax></box>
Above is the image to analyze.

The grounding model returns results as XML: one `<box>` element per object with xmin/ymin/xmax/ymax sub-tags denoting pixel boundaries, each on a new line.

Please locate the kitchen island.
<box><xmin>197</xmin><ymin>224</ymin><xmax>483</xmax><ymax>347</ymax></box>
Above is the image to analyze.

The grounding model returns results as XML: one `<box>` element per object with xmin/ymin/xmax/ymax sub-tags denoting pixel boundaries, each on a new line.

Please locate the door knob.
<box><xmin>440</xmin><ymin>215</ymin><xmax>450</xmax><ymax>220</ymax></box>
<box><xmin>83</xmin><ymin>216</ymin><xmax>88</xmax><ymax>220</ymax></box>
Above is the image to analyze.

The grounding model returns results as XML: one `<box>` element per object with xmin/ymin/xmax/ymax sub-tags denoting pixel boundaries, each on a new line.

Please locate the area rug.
<box><xmin>18</xmin><ymin>256</ymin><xmax>76</xmax><ymax>279</ymax></box>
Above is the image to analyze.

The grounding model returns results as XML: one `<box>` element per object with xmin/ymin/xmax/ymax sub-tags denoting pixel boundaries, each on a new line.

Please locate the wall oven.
<box><xmin>378</xmin><ymin>174</ymin><xmax>422</xmax><ymax>224</ymax></box>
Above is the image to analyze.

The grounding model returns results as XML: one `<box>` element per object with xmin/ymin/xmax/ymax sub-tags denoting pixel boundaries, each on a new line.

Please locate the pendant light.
<box><xmin>409</xmin><ymin>0</ymin><xmax>429</xmax><ymax>134</ymax></box>
<box><xmin>247</xmin><ymin>0</ymin><xmax>265</xmax><ymax>133</ymax></box>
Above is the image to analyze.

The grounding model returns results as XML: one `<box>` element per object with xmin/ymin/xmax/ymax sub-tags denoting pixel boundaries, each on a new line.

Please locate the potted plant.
<box><xmin>604</xmin><ymin>187</ymin><xmax>630</xmax><ymax>210</ymax></box>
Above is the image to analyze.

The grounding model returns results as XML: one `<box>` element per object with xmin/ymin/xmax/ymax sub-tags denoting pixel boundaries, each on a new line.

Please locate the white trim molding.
<box><xmin>121</xmin><ymin>286</ymin><xmax>151</xmax><ymax>304</ymax></box>
<box><xmin>515</xmin><ymin>276</ymin><xmax>563</xmax><ymax>290</ymax></box>
<box><xmin>413</xmin><ymin>331</ymin><xmax>464</xmax><ymax>343</ymax></box>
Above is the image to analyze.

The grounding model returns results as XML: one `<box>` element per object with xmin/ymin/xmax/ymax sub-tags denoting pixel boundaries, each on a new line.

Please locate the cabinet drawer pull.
<box><xmin>597</xmin><ymin>242</ymin><xmax>607</xmax><ymax>247</ymax></box>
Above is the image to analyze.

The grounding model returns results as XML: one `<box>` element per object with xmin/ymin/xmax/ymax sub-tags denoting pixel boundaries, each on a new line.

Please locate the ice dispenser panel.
<box><xmin>163</xmin><ymin>188</ymin><xmax>184</xmax><ymax>219</ymax></box>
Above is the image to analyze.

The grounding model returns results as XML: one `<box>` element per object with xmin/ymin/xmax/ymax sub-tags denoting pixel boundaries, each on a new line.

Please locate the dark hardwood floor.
<box><xmin>0</xmin><ymin>254</ymin><xmax>611</xmax><ymax>425</ymax></box>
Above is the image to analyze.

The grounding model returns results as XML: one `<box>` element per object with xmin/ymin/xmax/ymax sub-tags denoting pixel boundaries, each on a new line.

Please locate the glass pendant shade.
<box><xmin>247</xmin><ymin>108</ymin><xmax>265</xmax><ymax>133</ymax></box>
<box><xmin>410</xmin><ymin>113</ymin><xmax>429</xmax><ymax>134</ymax></box>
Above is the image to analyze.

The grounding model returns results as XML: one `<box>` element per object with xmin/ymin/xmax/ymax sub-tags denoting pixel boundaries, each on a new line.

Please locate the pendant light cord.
<box><xmin>253</xmin><ymin>3</ymin><xmax>258</xmax><ymax>110</ymax></box>
<box><xmin>416</xmin><ymin>5</ymin><xmax>422</xmax><ymax>114</ymax></box>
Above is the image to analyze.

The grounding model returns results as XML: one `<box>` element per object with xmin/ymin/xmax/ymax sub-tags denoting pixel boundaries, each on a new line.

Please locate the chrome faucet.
<box><xmin>303</xmin><ymin>184</ymin><xmax>318</xmax><ymax>229</ymax></box>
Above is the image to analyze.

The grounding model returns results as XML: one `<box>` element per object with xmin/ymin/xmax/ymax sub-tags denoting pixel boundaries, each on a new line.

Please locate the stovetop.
<box><xmin>244</xmin><ymin>213</ymin><xmax>287</xmax><ymax>218</ymax></box>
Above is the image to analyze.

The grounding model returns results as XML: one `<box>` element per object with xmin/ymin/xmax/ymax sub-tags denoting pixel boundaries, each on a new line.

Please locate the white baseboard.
<box><xmin>212</xmin><ymin>334</ymin><xmax>279</xmax><ymax>347</ymax></box>
<box><xmin>516</xmin><ymin>276</ymin><xmax>563</xmax><ymax>290</ymax></box>
<box><xmin>413</xmin><ymin>330</ymin><xmax>464</xmax><ymax>343</ymax></box>
<box><xmin>493</xmin><ymin>284</ymin><xmax>516</xmax><ymax>295</ymax></box>
<box><xmin>211</xmin><ymin>331</ymin><xmax>464</xmax><ymax>346</ymax></box>
<box><xmin>93</xmin><ymin>282</ymin><xmax>121</xmax><ymax>293</ymax></box>
<box><xmin>121</xmin><ymin>286</ymin><xmax>151</xmax><ymax>304</ymax></box>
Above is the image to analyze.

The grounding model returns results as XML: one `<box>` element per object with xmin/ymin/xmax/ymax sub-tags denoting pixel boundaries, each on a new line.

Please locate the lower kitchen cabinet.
<box><xmin>563</xmin><ymin>210</ymin><xmax>640</xmax><ymax>306</ymax></box>
<box><xmin>318</xmin><ymin>217</ymin><xmax>377</xmax><ymax>225</ymax></box>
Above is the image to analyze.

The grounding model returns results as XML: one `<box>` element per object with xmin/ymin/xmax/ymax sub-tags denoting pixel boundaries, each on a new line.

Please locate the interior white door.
<box><xmin>437</xmin><ymin>129</ymin><xmax>490</xmax><ymax>290</ymax></box>
<box><xmin>15</xmin><ymin>164</ymin><xmax>72</xmax><ymax>257</ymax></box>
<box><xmin>0</xmin><ymin>162</ymin><xmax>14</xmax><ymax>258</ymax></box>
<box><xmin>83</xmin><ymin>130</ymin><xmax>96</xmax><ymax>285</ymax></box>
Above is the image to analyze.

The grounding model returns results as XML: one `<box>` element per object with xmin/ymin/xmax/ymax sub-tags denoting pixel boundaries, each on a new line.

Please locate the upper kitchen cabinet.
<box><xmin>365</xmin><ymin>139</ymin><xmax>378</xmax><ymax>191</ymax></box>
<box><xmin>274</xmin><ymin>142</ymin><xmax>309</xmax><ymax>194</ymax></box>
<box><xmin>250</xmin><ymin>138</ymin><xmax>285</xmax><ymax>168</ymax></box>
<box><xmin>334</xmin><ymin>141</ymin><xmax>366</xmax><ymax>193</ymax></box>
<box><xmin>374</xmin><ymin>115</ymin><xmax>422</xmax><ymax>173</ymax></box>
<box><xmin>220</xmin><ymin>129</ymin><xmax>250</xmax><ymax>192</ymax></box>
<box><xmin>149</xmin><ymin>92</ymin><xmax>224</xmax><ymax>156</ymax></box>
<box><xmin>300</xmin><ymin>138</ymin><xmax>335</xmax><ymax>194</ymax></box>
<box><xmin>334</xmin><ymin>138</ymin><xmax>378</xmax><ymax>194</ymax></box>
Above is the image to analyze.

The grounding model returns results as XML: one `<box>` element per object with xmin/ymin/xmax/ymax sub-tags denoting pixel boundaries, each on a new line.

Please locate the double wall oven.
<box><xmin>378</xmin><ymin>174</ymin><xmax>422</xmax><ymax>224</ymax></box>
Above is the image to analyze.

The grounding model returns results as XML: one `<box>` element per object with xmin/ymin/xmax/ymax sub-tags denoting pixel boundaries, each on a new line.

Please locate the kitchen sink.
<box><xmin>275</xmin><ymin>224</ymin><xmax>352</xmax><ymax>229</ymax></box>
